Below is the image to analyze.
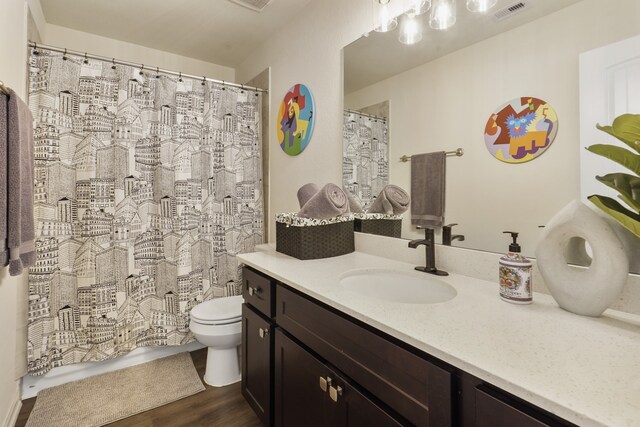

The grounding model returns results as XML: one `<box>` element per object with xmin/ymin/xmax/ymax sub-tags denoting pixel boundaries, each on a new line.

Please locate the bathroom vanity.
<box><xmin>238</xmin><ymin>246</ymin><xmax>640</xmax><ymax>427</ymax></box>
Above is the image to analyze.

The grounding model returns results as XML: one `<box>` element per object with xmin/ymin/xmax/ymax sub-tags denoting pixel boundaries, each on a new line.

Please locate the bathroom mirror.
<box><xmin>342</xmin><ymin>0</ymin><xmax>640</xmax><ymax>271</ymax></box>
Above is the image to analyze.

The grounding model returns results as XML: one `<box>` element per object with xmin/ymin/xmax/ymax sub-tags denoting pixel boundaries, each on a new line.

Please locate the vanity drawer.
<box><xmin>242</xmin><ymin>266</ymin><xmax>276</xmax><ymax>318</ymax></box>
<box><xmin>475</xmin><ymin>385</ymin><xmax>575</xmax><ymax>427</ymax></box>
<box><xmin>276</xmin><ymin>284</ymin><xmax>453</xmax><ymax>427</ymax></box>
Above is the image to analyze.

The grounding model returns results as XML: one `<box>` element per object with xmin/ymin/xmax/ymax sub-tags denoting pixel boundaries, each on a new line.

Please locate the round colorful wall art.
<box><xmin>484</xmin><ymin>97</ymin><xmax>558</xmax><ymax>163</ymax></box>
<box><xmin>277</xmin><ymin>84</ymin><xmax>315</xmax><ymax>156</ymax></box>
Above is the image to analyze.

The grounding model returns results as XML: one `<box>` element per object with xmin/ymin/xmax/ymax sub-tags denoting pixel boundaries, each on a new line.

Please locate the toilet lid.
<box><xmin>190</xmin><ymin>295</ymin><xmax>244</xmax><ymax>324</ymax></box>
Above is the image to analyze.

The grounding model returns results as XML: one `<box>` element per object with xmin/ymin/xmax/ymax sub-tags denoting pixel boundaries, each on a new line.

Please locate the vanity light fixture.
<box><xmin>399</xmin><ymin>13</ymin><xmax>423</xmax><ymax>45</ymax></box>
<box><xmin>429</xmin><ymin>0</ymin><xmax>456</xmax><ymax>30</ymax></box>
<box><xmin>406</xmin><ymin>0</ymin><xmax>431</xmax><ymax>15</ymax></box>
<box><xmin>466</xmin><ymin>0</ymin><xmax>497</xmax><ymax>12</ymax></box>
<box><xmin>374</xmin><ymin>0</ymin><xmax>398</xmax><ymax>32</ymax></box>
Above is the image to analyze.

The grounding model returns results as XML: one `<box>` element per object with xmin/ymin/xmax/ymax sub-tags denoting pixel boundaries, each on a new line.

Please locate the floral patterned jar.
<box><xmin>499</xmin><ymin>232</ymin><xmax>532</xmax><ymax>304</ymax></box>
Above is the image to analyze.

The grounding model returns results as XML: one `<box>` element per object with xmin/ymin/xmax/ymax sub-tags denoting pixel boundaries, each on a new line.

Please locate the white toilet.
<box><xmin>189</xmin><ymin>295</ymin><xmax>244</xmax><ymax>387</ymax></box>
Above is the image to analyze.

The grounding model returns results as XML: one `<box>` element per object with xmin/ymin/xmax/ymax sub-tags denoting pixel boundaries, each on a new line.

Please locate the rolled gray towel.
<box><xmin>368</xmin><ymin>185</ymin><xmax>410</xmax><ymax>215</ymax></box>
<box><xmin>297</xmin><ymin>183</ymin><xmax>320</xmax><ymax>208</ymax></box>
<box><xmin>343</xmin><ymin>186</ymin><xmax>363</xmax><ymax>213</ymax></box>
<box><xmin>298</xmin><ymin>183</ymin><xmax>349</xmax><ymax>219</ymax></box>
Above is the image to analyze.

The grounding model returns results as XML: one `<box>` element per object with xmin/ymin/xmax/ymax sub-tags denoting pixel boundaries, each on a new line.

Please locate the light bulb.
<box><xmin>399</xmin><ymin>13</ymin><xmax>423</xmax><ymax>45</ymax></box>
<box><xmin>374</xmin><ymin>0</ymin><xmax>398</xmax><ymax>32</ymax></box>
<box><xmin>406</xmin><ymin>0</ymin><xmax>431</xmax><ymax>15</ymax></box>
<box><xmin>429</xmin><ymin>0</ymin><xmax>456</xmax><ymax>30</ymax></box>
<box><xmin>466</xmin><ymin>0</ymin><xmax>497</xmax><ymax>12</ymax></box>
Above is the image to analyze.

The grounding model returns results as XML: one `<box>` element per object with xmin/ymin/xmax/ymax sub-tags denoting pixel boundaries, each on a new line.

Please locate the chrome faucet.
<box><xmin>442</xmin><ymin>223</ymin><xmax>465</xmax><ymax>246</ymax></box>
<box><xmin>408</xmin><ymin>228</ymin><xmax>448</xmax><ymax>276</ymax></box>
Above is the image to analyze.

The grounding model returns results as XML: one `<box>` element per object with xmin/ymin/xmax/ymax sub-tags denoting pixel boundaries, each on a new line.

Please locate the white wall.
<box><xmin>41</xmin><ymin>24</ymin><xmax>236</xmax><ymax>83</ymax></box>
<box><xmin>344</xmin><ymin>0</ymin><xmax>640</xmax><ymax>255</ymax></box>
<box><xmin>0</xmin><ymin>0</ymin><xmax>29</xmax><ymax>424</ymax></box>
<box><xmin>236</xmin><ymin>0</ymin><xmax>373</xmax><ymax>242</ymax></box>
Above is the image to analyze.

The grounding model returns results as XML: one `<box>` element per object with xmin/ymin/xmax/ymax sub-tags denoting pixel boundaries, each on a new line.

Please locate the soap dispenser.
<box><xmin>499</xmin><ymin>231</ymin><xmax>532</xmax><ymax>304</ymax></box>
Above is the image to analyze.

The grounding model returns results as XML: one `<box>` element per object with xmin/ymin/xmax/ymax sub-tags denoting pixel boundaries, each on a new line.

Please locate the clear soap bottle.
<box><xmin>499</xmin><ymin>231</ymin><xmax>532</xmax><ymax>304</ymax></box>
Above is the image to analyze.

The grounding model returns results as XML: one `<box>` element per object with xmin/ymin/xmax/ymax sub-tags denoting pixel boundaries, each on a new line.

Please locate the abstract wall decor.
<box><xmin>484</xmin><ymin>97</ymin><xmax>558</xmax><ymax>163</ymax></box>
<box><xmin>277</xmin><ymin>84</ymin><xmax>315</xmax><ymax>156</ymax></box>
<box><xmin>27</xmin><ymin>48</ymin><xmax>263</xmax><ymax>375</ymax></box>
<box><xmin>342</xmin><ymin>111</ymin><xmax>389</xmax><ymax>210</ymax></box>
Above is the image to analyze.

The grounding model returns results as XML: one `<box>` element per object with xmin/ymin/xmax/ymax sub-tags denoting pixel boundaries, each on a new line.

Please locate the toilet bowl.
<box><xmin>189</xmin><ymin>295</ymin><xmax>244</xmax><ymax>387</ymax></box>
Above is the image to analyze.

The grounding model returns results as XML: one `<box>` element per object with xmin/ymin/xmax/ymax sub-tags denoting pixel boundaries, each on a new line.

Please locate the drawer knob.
<box><xmin>248</xmin><ymin>286</ymin><xmax>260</xmax><ymax>296</ymax></box>
<box><xmin>258</xmin><ymin>328</ymin><xmax>269</xmax><ymax>338</ymax></box>
<box><xmin>329</xmin><ymin>385</ymin><xmax>343</xmax><ymax>402</ymax></box>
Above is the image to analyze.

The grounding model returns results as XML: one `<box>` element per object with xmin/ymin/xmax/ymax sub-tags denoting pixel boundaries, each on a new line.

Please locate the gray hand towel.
<box><xmin>297</xmin><ymin>183</ymin><xmax>320</xmax><ymax>208</ymax></box>
<box><xmin>343</xmin><ymin>186</ymin><xmax>363</xmax><ymax>213</ymax></box>
<box><xmin>0</xmin><ymin>94</ymin><xmax>8</xmax><ymax>266</ymax></box>
<box><xmin>410</xmin><ymin>152</ymin><xmax>446</xmax><ymax>227</ymax></box>
<box><xmin>298</xmin><ymin>183</ymin><xmax>349</xmax><ymax>219</ymax></box>
<box><xmin>368</xmin><ymin>185</ymin><xmax>410</xmax><ymax>215</ymax></box>
<box><xmin>6</xmin><ymin>88</ymin><xmax>35</xmax><ymax>276</ymax></box>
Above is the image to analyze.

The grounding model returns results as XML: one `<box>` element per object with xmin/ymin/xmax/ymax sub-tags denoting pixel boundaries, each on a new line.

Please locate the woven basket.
<box><xmin>354</xmin><ymin>218</ymin><xmax>402</xmax><ymax>238</ymax></box>
<box><xmin>276</xmin><ymin>220</ymin><xmax>355</xmax><ymax>260</ymax></box>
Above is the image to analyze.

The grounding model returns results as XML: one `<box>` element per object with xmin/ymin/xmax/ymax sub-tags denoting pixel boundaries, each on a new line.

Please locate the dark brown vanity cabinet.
<box><xmin>242</xmin><ymin>267</ymin><xmax>576</xmax><ymax>427</ymax></box>
<box><xmin>241</xmin><ymin>267</ymin><xmax>276</xmax><ymax>426</ymax></box>
<box><xmin>274</xmin><ymin>328</ymin><xmax>403</xmax><ymax>427</ymax></box>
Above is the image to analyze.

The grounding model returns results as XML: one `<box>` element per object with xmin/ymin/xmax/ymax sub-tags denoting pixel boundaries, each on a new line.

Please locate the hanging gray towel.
<box><xmin>0</xmin><ymin>94</ymin><xmax>8</xmax><ymax>266</ymax></box>
<box><xmin>368</xmin><ymin>185</ymin><xmax>410</xmax><ymax>214</ymax></box>
<box><xmin>297</xmin><ymin>183</ymin><xmax>320</xmax><ymax>208</ymax></box>
<box><xmin>411</xmin><ymin>151</ymin><xmax>446</xmax><ymax>227</ymax></box>
<box><xmin>6</xmin><ymin>88</ymin><xmax>35</xmax><ymax>276</ymax></box>
<box><xmin>298</xmin><ymin>183</ymin><xmax>349</xmax><ymax>219</ymax></box>
<box><xmin>343</xmin><ymin>186</ymin><xmax>364</xmax><ymax>213</ymax></box>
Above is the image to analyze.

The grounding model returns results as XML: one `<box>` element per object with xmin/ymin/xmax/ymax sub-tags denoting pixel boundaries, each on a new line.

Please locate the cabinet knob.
<box><xmin>319</xmin><ymin>376</ymin><xmax>332</xmax><ymax>392</ymax></box>
<box><xmin>329</xmin><ymin>385</ymin><xmax>343</xmax><ymax>402</ymax></box>
<box><xmin>248</xmin><ymin>286</ymin><xmax>260</xmax><ymax>296</ymax></box>
<box><xmin>258</xmin><ymin>328</ymin><xmax>269</xmax><ymax>338</ymax></box>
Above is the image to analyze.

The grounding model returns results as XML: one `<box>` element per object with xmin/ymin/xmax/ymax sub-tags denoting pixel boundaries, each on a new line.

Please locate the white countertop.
<box><xmin>237</xmin><ymin>246</ymin><xmax>640</xmax><ymax>427</ymax></box>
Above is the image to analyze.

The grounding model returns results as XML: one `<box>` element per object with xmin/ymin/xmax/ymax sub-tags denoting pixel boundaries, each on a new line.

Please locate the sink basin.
<box><xmin>339</xmin><ymin>269</ymin><xmax>457</xmax><ymax>304</ymax></box>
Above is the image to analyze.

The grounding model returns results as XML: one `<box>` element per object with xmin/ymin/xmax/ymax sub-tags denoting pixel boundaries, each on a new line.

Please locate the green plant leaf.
<box><xmin>588</xmin><ymin>194</ymin><xmax>640</xmax><ymax>238</ymax></box>
<box><xmin>596</xmin><ymin>114</ymin><xmax>640</xmax><ymax>154</ymax></box>
<box><xmin>596</xmin><ymin>173</ymin><xmax>640</xmax><ymax>212</ymax></box>
<box><xmin>586</xmin><ymin>144</ymin><xmax>640</xmax><ymax>175</ymax></box>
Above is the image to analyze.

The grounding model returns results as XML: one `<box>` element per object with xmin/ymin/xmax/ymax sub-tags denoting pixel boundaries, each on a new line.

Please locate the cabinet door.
<box><xmin>242</xmin><ymin>304</ymin><xmax>273</xmax><ymax>426</ymax></box>
<box><xmin>332</xmin><ymin>376</ymin><xmax>405</xmax><ymax>427</ymax></box>
<box><xmin>274</xmin><ymin>329</ymin><xmax>328</xmax><ymax>427</ymax></box>
<box><xmin>275</xmin><ymin>329</ymin><xmax>403</xmax><ymax>427</ymax></box>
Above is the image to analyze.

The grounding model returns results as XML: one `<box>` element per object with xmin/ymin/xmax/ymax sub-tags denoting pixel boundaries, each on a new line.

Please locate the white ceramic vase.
<box><xmin>535</xmin><ymin>200</ymin><xmax>629</xmax><ymax>317</ymax></box>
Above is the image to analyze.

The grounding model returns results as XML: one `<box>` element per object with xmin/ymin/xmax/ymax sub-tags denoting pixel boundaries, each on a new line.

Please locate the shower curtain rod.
<box><xmin>28</xmin><ymin>41</ymin><xmax>269</xmax><ymax>94</ymax></box>
<box><xmin>344</xmin><ymin>108</ymin><xmax>387</xmax><ymax>122</ymax></box>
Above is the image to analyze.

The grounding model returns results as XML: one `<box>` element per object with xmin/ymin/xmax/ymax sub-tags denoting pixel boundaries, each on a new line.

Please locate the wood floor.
<box><xmin>15</xmin><ymin>348</ymin><xmax>262</xmax><ymax>427</ymax></box>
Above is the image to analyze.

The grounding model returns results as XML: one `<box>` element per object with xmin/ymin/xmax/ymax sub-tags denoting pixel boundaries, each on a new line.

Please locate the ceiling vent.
<box><xmin>493</xmin><ymin>1</ymin><xmax>532</xmax><ymax>21</ymax></box>
<box><xmin>228</xmin><ymin>0</ymin><xmax>273</xmax><ymax>12</ymax></box>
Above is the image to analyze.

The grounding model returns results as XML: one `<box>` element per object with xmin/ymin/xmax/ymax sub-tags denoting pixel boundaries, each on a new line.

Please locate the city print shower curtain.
<box><xmin>342</xmin><ymin>111</ymin><xmax>389</xmax><ymax>209</ymax></box>
<box><xmin>26</xmin><ymin>49</ymin><xmax>263</xmax><ymax>375</ymax></box>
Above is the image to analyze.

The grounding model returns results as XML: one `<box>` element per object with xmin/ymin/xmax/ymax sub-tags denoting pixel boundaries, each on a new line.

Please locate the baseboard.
<box><xmin>3</xmin><ymin>386</ymin><xmax>21</xmax><ymax>427</ymax></box>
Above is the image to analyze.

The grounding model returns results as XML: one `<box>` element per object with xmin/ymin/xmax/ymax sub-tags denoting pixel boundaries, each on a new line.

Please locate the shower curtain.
<box><xmin>26</xmin><ymin>49</ymin><xmax>263</xmax><ymax>375</ymax></box>
<box><xmin>342</xmin><ymin>110</ymin><xmax>389</xmax><ymax>210</ymax></box>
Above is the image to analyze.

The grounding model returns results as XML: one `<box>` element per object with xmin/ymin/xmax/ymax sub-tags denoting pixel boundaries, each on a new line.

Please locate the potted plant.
<box><xmin>587</xmin><ymin>113</ymin><xmax>640</xmax><ymax>238</ymax></box>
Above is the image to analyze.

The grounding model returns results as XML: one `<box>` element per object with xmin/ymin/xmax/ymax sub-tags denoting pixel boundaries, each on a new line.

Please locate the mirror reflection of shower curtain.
<box><xmin>26</xmin><ymin>48</ymin><xmax>263</xmax><ymax>376</ymax></box>
<box><xmin>342</xmin><ymin>110</ymin><xmax>389</xmax><ymax>210</ymax></box>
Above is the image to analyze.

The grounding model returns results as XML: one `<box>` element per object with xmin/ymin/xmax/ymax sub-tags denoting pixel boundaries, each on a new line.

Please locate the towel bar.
<box><xmin>400</xmin><ymin>148</ymin><xmax>464</xmax><ymax>163</ymax></box>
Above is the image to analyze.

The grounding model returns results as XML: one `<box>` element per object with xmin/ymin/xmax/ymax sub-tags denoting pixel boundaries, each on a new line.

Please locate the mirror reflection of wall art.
<box><xmin>277</xmin><ymin>83</ymin><xmax>315</xmax><ymax>156</ymax></box>
<box><xmin>484</xmin><ymin>97</ymin><xmax>558</xmax><ymax>163</ymax></box>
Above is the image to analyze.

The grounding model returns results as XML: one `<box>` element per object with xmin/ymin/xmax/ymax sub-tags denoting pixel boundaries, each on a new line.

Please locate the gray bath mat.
<box><xmin>25</xmin><ymin>352</ymin><xmax>205</xmax><ymax>427</ymax></box>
